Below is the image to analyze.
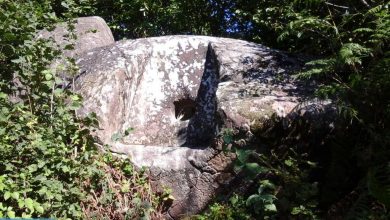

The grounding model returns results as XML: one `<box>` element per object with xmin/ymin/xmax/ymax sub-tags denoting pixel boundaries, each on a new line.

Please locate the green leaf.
<box><xmin>28</xmin><ymin>164</ymin><xmax>38</xmax><ymax>173</ymax></box>
<box><xmin>45</xmin><ymin>73</ymin><xmax>52</xmax><ymax>80</ymax></box>
<box><xmin>35</xmin><ymin>205</ymin><xmax>44</xmax><ymax>214</ymax></box>
<box><xmin>307</xmin><ymin>161</ymin><xmax>317</xmax><ymax>167</ymax></box>
<box><xmin>11</xmin><ymin>192</ymin><xmax>19</xmax><ymax>200</ymax></box>
<box><xmin>264</xmin><ymin>203</ymin><xmax>277</xmax><ymax>212</ymax></box>
<box><xmin>18</xmin><ymin>199</ymin><xmax>25</xmax><ymax>208</ymax></box>
<box><xmin>260</xmin><ymin>194</ymin><xmax>277</xmax><ymax>202</ymax></box>
<box><xmin>223</xmin><ymin>134</ymin><xmax>233</xmax><ymax>144</ymax></box>
<box><xmin>236</xmin><ymin>149</ymin><xmax>251</xmax><ymax>163</ymax></box>
<box><xmin>111</xmin><ymin>132</ymin><xmax>122</xmax><ymax>142</ymax></box>
<box><xmin>246</xmin><ymin>194</ymin><xmax>262</xmax><ymax>206</ymax></box>
<box><xmin>284</xmin><ymin>159</ymin><xmax>293</xmax><ymax>167</ymax></box>
<box><xmin>4</xmin><ymin>163</ymin><xmax>14</xmax><ymax>171</ymax></box>
<box><xmin>25</xmin><ymin>198</ymin><xmax>34</xmax><ymax>212</ymax></box>
<box><xmin>0</xmin><ymin>92</ymin><xmax>7</xmax><ymax>100</ymax></box>
<box><xmin>61</xmin><ymin>1</ymin><xmax>69</xmax><ymax>8</ymax></box>
<box><xmin>121</xmin><ymin>182</ymin><xmax>130</xmax><ymax>193</ymax></box>
<box><xmin>291</xmin><ymin>206</ymin><xmax>304</xmax><ymax>215</ymax></box>
<box><xmin>259</xmin><ymin>180</ymin><xmax>276</xmax><ymax>191</ymax></box>
<box><xmin>245</xmin><ymin>163</ymin><xmax>268</xmax><ymax>176</ymax></box>
<box><xmin>38</xmin><ymin>187</ymin><xmax>47</xmax><ymax>195</ymax></box>
<box><xmin>70</xmin><ymin>95</ymin><xmax>80</xmax><ymax>101</ymax></box>
<box><xmin>55</xmin><ymin>194</ymin><xmax>63</xmax><ymax>201</ymax></box>
<box><xmin>22</xmin><ymin>212</ymin><xmax>32</xmax><ymax>218</ymax></box>
<box><xmin>4</xmin><ymin>192</ymin><xmax>11</xmax><ymax>201</ymax></box>
<box><xmin>0</xmin><ymin>181</ymin><xmax>4</xmax><ymax>192</ymax></box>
<box><xmin>42</xmin><ymin>69</ymin><xmax>52</xmax><ymax>80</ymax></box>
<box><xmin>64</xmin><ymin>44</ymin><xmax>75</xmax><ymax>50</ymax></box>
<box><xmin>34</xmin><ymin>202</ymin><xmax>44</xmax><ymax>214</ymax></box>
<box><xmin>7</xmin><ymin>210</ymin><xmax>15</xmax><ymax>218</ymax></box>
<box><xmin>61</xmin><ymin>165</ymin><xmax>70</xmax><ymax>173</ymax></box>
<box><xmin>124</xmin><ymin>127</ymin><xmax>134</xmax><ymax>136</ymax></box>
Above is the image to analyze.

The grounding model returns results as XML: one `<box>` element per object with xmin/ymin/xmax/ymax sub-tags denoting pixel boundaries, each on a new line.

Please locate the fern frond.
<box><xmin>297</xmin><ymin>68</ymin><xmax>326</xmax><ymax>79</ymax></box>
<box><xmin>339</xmin><ymin>43</ymin><xmax>371</xmax><ymax>67</ymax></box>
<box><xmin>277</xmin><ymin>31</ymin><xmax>290</xmax><ymax>42</ymax></box>
<box><xmin>353</xmin><ymin>28</ymin><xmax>374</xmax><ymax>33</ymax></box>
<box><xmin>346</xmin><ymin>193</ymin><xmax>372</xmax><ymax>220</ymax></box>
<box><xmin>314</xmin><ymin>84</ymin><xmax>344</xmax><ymax>99</ymax></box>
<box><xmin>297</xmin><ymin>58</ymin><xmax>336</xmax><ymax>79</ymax></box>
<box><xmin>368</xmin><ymin>163</ymin><xmax>390</xmax><ymax>207</ymax></box>
<box><xmin>305</xmin><ymin>58</ymin><xmax>336</xmax><ymax>66</ymax></box>
<box><xmin>367</xmin><ymin>4</ymin><xmax>385</xmax><ymax>15</ymax></box>
<box><xmin>293</xmin><ymin>0</ymin><xmax>325</xmax><ymax>9</ymax></box>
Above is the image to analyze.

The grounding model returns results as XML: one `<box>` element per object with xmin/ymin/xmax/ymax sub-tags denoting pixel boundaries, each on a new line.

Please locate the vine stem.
<box><xmin>326</xmin><ymin>4</ymin><xmax>343</xmax><ymax>46</ymax></box>
<box><xmin>50</xmin><ymin>79</ymin><xmax>55</xmax><ymax>126</ymax></box>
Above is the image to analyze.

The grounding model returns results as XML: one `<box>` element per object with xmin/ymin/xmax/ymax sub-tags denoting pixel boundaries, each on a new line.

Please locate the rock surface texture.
<box><xmin>74</xmin><ymin>35</ymin><xmax>330</xmax><ymax>219</ymax></box>
<box><xmin>37</xmin><ymin>16</ymin><xmax>115</xmax><ymax>59</ymax></box>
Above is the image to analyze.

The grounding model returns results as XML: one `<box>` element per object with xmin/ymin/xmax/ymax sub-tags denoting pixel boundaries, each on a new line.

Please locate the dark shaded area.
<box><xmin>174</xmin><ymin>98</ymin><xmax>196</xmax><ymax>121</ymax></box>
<box><xmin>177</xmin><ymin>44</ymin><xmax>221</xmax><ymax>148</ymax></box>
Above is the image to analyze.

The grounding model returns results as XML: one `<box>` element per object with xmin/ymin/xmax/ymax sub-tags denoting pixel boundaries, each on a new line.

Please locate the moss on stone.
<box><xmin>236</xmin><ymin>100</ymin><xmax>278</xmax><ymax>136</ymax></box>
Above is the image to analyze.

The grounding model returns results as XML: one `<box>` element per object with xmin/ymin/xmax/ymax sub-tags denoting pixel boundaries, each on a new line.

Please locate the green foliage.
<box><xmin>200</xmin><ymin>128</ymin><xmax>320</xmax><ymax>219</ymax></box>
<box><xmin>368</xmin><ymin>163</ymin><xmax>390</xmax><ymax>207</ymax></box>
<box><xmin>61</xmin><ymin>0</ymin><xmax>225</xmax><ymax>40</ymax></box>
<box><xmin>111</xmin><ymin>127</ymin><xmax>134</xmax><ymax>142</ymax></box>
<box><xmin>0</xmin><ymin>1</ymin><xmax>163</xmax><ymax>219</ymax></box>
<box><xmin>235</xmin><ymin>1</ymin><xmax>390</xmax><ymax>217</ymax></box>
<box><xmin>81</xmin><ymin>154</ymin><xmax>165</xmax><ymax>219</ymax></box>
<box><xmin>194</xmin><ymin>194</ymin><xmax>251</xmax><ymax>220</ymax></box>
<box><xmin>246</xmin><ymin>180</ymin><xmax>278</xmax><ymax>215</ymax></box>
<box><xmin>234</xmin><ymin>148</ymin><xmax>269</xmax><ymax>178</ymax></box>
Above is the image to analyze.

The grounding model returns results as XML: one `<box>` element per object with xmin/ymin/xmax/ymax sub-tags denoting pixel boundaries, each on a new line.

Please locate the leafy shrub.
<box><xmin>0</xmin><ymin>1</ymin><xmax>163</xmax><ymax>219</ymax></box>
<box><xmin>193</xmin><ymin>194</ymin><xmax>251</xmax><ymax>220</ymax></box>
<box><xmin>227</xmin><ymin>1</ymin><xmax>390</xmax><ymax>218</ymax></box>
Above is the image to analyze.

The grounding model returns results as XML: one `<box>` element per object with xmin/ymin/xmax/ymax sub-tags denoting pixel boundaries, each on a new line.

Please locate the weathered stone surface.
<box><xmin>74</xmin><ymin>35</ymin><xmax>330</xmax><ymax>219</ymax></box>
<box><xmin>37</xmin><ymin>16</ymin><xmax>114</xmax><ymax>58</ymax></box>
<box><xmin>11</xmin><ymin>17</ymin><xmax>114</xmax><ymax>104</ymax></box>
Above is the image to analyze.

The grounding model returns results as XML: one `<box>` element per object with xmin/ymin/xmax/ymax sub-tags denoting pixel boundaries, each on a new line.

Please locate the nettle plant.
<box><xmin>0</xmin><ymin>31</ymin><xmax>94</xmax><ymax>220</ymax></box>
<box><xmin>0</xmin><ymin>1</ymin><xmax>163</xmax><ymax>219</ymax></box>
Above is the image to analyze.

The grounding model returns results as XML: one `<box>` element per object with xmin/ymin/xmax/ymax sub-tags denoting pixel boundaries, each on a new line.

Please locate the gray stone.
<box><xmin>74</xmin><ymin>35</ymin><xmax>331</xmax><ymax>219</ymax></box>
<box><xmin>37</xmin><ymin>16</ymin><xmax>114</xmax><ymax>64</ymax></box>
<box><xmin>11</xmin><ymin>17</ymin><xmax>114</xmax><ymax>103</ymax></box>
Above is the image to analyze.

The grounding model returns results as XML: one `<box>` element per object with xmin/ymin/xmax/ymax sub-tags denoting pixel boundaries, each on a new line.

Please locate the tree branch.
<box><xmin>325</xmin><ymin>2</ymin><xmax>349</xmax><ymax>10</ymax></box>
<box><xmin>360</xmin><ymin>0</ymin><xmax>371</xmax><ymax>8</ymax></box>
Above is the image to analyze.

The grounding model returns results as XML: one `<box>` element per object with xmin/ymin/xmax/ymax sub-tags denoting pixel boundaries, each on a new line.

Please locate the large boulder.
<box><xmin>74</xmin><ymin>35</ymin><xmax>330</xmax><ymax>219</ymax></box>
<box><xmin>37</xmin><ymin>16</ymin><xmax>114</xmax><ymax>61</ymax></box>
<box><xmin>9</xmin><ymin>17</ymin><xmax>114</xmax><ymax>103</ymax></box>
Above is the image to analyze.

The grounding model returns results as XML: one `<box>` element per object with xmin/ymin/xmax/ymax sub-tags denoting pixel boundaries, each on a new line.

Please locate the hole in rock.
<box><xmin>174</xmin><ymin>98</ymin><xmax>196</xmax><ymax>121</ymax></box>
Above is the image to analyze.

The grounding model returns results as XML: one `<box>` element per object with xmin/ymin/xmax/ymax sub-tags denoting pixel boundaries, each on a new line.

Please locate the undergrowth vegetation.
<box><xmin>0</xmin><ymin>1</ymin><xmax>162</xmax><ymax>219</ymax></box>
<box><xmin>192</xmin><ymin>1</ymin><xmax>389</xmax><ymax>219</ymax></box>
